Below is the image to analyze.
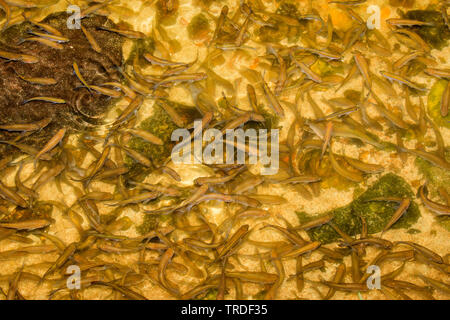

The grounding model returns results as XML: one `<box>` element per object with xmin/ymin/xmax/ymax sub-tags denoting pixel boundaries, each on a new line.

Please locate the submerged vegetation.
<box><xmin>297</xmin><ymin>174</ymin><xmax>421</xmax><ymax>244</ymax></box>
<box><xmin>404</xmin><ymin>9</ymin><xmax>450</xmax><ymax>49</ymax></box>
<box><xmin>187</xmin><ymin>13</ymin><xmax>210</xmax><ymax>40</ymax></box>
<box><xmin>428</xmin><ymin>80</ymin><xmax>450</xmax><ymax>128</ymax></box>
<box><xmin>415</xmin><ymin>150</ymin><xmax>450</xmax><ymax>231</ymax></box>
<box><xmin>0</xmin><ymin>0</ymin><xmax>449</xmax><ymax>301</ymax></box>
<box><xmin>126</xmin><ymin>101</ymin><xmax>201</xmax><ymax>180</ymax></box>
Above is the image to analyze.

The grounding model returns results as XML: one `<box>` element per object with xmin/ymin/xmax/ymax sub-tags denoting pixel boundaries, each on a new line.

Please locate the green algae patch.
<box><xmin>297</xmin><ymin>173</ymin><xmax>421</xmax><ymax>244</ymax></box>
<box><xmin>125</xmin><ymin>101</ymin><xmax>201</xmax><ymax>181</ymax></box>
<box><xmin>196</xmin><ymin>288</ymin><xmax>219</xmax><ymax>300</ymax></box>
<box><xmin>311</xmin><ymin>59</ymin><xmax>344</xmax><ymax>77</ymax></box>
<box><xmin>415</xmin><ymin>150</ymin><xmax>450</xmax><ymax>232</ymax></box>
<box><xmin>415</xmin><ymin>151</ymin><xmax>450</xmax><ymax>194</ymax></box>
<box><xmin>427</xmin><ymin>79</ymin><xmax>450</xmax><ymax>129</ymax></box>
<box><xmin>438</xmin><ymin>217</ymin><xmax>450</xmax><ymax>232</ymax></box>
<box><xmin>136</xmin><ymin>214</ymin><xmax>160</xmax><ymax>235</ymax></box>
<box><xmin>125</xmin><ymin>37</ymin><xmax>155</xmax><ymax>67</ymax></box>
<box><xmin>187</xmin><ymin>14</ymin><xmax>210</xmax><ymax>40</ymax></box>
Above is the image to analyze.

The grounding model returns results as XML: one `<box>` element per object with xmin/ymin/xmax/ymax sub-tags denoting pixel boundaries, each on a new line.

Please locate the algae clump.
<box><xmin>125</xmin><ymin>101</ymin><xmax>201</xmax><ymax>181</ymax></box>
<box><xmin>404</xmin><ymin>9</ymin><xmax>450</xmax><ymax>50</ymax></box>
<box><xmin>297</xmin><ymin>173</ymin><xmax>421</xmax><ymax>244</ymax></box>
<box><xmin>136</xmin><ymin>214</ymin><xmax>160</xmax><ymax>235</ymax></box>
<box><xmin>427</xmin><ymin>79</ymin><xmax>450</xmax><ymax>129</ymax></box>
<box><xmin>187</xmin><ymin>14</ymin><xmax>210</xmax><ymax>40</ymax></box>
<box><xmin>415</xmin><ymin>150</ymin><xmax>450</xmax><ymax>232</ymax></box>
<box><xmin>311</xmin><ymin>59</ymin><xmax>344</xmax><ymax>77</ymax></box>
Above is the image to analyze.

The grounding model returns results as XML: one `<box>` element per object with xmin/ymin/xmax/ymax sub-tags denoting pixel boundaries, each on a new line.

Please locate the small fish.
<box><xmin>102</xmin><ymin>82</ymin><xmax>136</xmax><ymax>98</ymax></box>
<box><xmin>418</xmin><ymin>185</ymin><xmax>450</xmax><ymax>216</ymax></box>
<box><xmin>393</xmin><ymin>51</ymin><xmax>424</xmax><ymax>70</ymax></box>
<box><xmin>354</xmin><ymin>52</ymin><xmax>371</xmax><ymax>90</ymax></box>
<box><xmin>348</xmin><ymin>238</ymin><xmax>393</xmax><ymax>249</ymax></box>
<box><xmin>293</xmin><ymin>47</ymin><xmax>342</xmax><ymax>60</ymax></box>
<box><xmin>260</xmin><ymin>73</ymin><xmax>285</xmax><ymax>117</ymax></box>
<box><xmin>129</xmin><ymin>181</ymin><xmax>181</xmax><ymax>197</ymax></box>
<box><xmin>32</xmin><ymin>162</ymin><xmax>65</xmax><ymax>190</ymax></box>
<box><xmin>308</xmin><ymin>121</ymin><xmax>383</xmax><ymax>149</ymax></box>
<box><xmin>81</xmin><ymin>25</ymin><xmax>101</xmax><ymax>53</ymax></box>
<box><xmin>292</xmin><ymin>215</ymin><xmax>334</xmax><ymax>231</ymax></box>
<box><xmin>380</xmin><ymin>71</ymin><xmax>427</xmax><ymax>91</ymax></box>
<box><xmin>28</xmin><ymin>31</ymin><xmax>69</xmax><ymax>42</ymax></box>
<box><xmin>0</xmin><ymin>181</ymin><xmax>28</xmax><ymax>208</ymax></box>
<box><xmin>394</xmin><ymin>29</ymin><xmax>431</xmax><ymax>52</ymax></box>
<box><xmin>294</xmin><ymin>59</ymin><xmax>323</xmax><ymax>83</ymax></box>
<box><xmin>22</xmin><ymin>36</ymin><xmax>64</xmax><ymax>49</ymax></box>
<box><xmin>321</xmin><ymin>121</ymin><xmax>333</xmax><ymax>158</ymax></box>
<box><xmin>323</xmin><ymin>263</ymin><xmax>346</xmax><ymax>300</ymax></box>
<box><xmin>424</xmin><ymin>68</ymin><xmax>450</xmax><ymax>79</ymax></box>
<box><xmin>322</xmin><ymin>281</ymin><xmax>369</xmax><ymax>292</ymax></box>
<box><xmin>0</xmin><ymin>141</ymin><xmax>51</xmax><ymax>160</ymax></box>
<box><xmin>78</xmin><ymin>191</ymin><xmax>114</xmax><ymax>202</ymax></box>
<box><xmin>82</xmin><ymin>146</ymin><xmax>111</xmax><ymax>184</ymax></box>
<box><xmin>317</xmin><ymin>106</ymin><xmax>359</xmax><ymax>121</ymax></box>
<box><xmin>336</xmin><ymin>63</ymin><xmax>357</xmax><ymax>92</ymax></box>
<box><xmin>329</xmin><ymin>150</ymin><xmax>364</xmax><ymax>183</ymax></box>
<box><xmin>6</xmin><ymin>0</ymin><xmax>58</xmax><ymax>8</ymax></box>
<box><xmin>0</xmin><ymin>50</ymin><xmax>38</xmax><ymax>63</ymax></box>
<box><xmin>416</xmin><ymin>274</ymin><xmax>450</xmax><ymax>295</ymax></box>
<box><xmin>97</xmin><ymin>26</ymin><xmax>146</xmax><ymax>39</ymax></box>
<box><xmin>143</xmin><ymin>52</ymin><xmax>188</xmax><ymax>67</ymax></box>
<box><xmin>396</xmin><ymin>241</ymin><xmax>443</xmax><ymax>264</ymax></box>
<box><xmin>6</xmin><ymin>265</ymin><xmax>23</xmax><ymax>300</ymax></box>
<box><xmin>157</xmin><ymin>99</ymin><xmax>186</xmax><ymax>127</ymax></box>
<box><xmin>155</xmin><ymin>73</ymin><xmax>207</xmax><ymax>89</ymax></box>
<box><xmin>23</xmin><ymin>97</ymin><xmax>66</xmax><ymax>104</ymax></box>
<box><xmin>35</xmin><ymin>128</ymin><xmax>66</xmax><ymax>163</ymax></box>
<box><xmin>344</xmin><ymin>156</ymin><xmax>384</xmax><ymax>173</ymax></box>
<box><xmin>107</xmin><ymin>192</ymin><xmax>159</xmax><ymax>206</ymax></box>
<box><xmin>0</xmin><ymin>219</ymin><xmax>51</xmax><ymax>230</ymax></box>
<box><xmin>387</xmin><ymin>19</ymin><xmax>435</xmax><ymax>27</ymax></box>
<box><xmin>119</xmin><ymin>69</ymin><xmax>154</xmax><ymax>96</ymax></box>
<box><xmin>398</xmin><ymin>147</ymin><xmax>450</xmax><ymax>171</ymax></box>
<box><xmin>119</xmin><ymin>145</ymin><xmax>152</xmax><ymax>168</ymax></box>
<box><xmin>27</xmin><ymin>19</ymin><xmax>62</xmax><ymax>36</ymax></box>
<box><xmin>0</xmin><ymin>117</ymin><xmax>51</xmax><ymax>132</ymax></box>
<box><xmin>383</xmin><ymin>198</ymin><xmax>411</xmax><ymax>233</ymax></box>
<box><xmin>89</xmin><ymin>85</ymin><xmax>122</xmax><ymax>98</ymax></box>
<box><xmin>15</xmin><ymin>162</ymin><xmax>37</xmax><ymax>199</ymax></box>
<box><xmin>16</xmin><ymin>73</ymin><xmax>58</xmax><ymax>86</ymax></box>
<box><xmin>73</xmin><ymin>62</ymin><xmax>91</xmax><ymax>92</ymax></box>
<box><xmin>111</xmin><ymin>95</ymin><xmax>144</xmax><ymax>127</ymax></box>
<box><xmin>126</xmin><ymin>129</ymin><xmax>163</xmax><ymax>145</ymax></box>
<box><xmin>80</xmin><ymin>0</ymin><xmax>113</xmax><ymax>18</ymax></box>
<box><xmin>94</xmin><ymin>167</ymin><xmax>129</xmax><ymax>180</ymax></box>
<box><xmin>226</xmin><ymin>272</ymin><xmax>278</xmax><ymax>284</ymax></box>
<box><xmin>41</xmin><ymin>242</ymin><xmax>78</xmax><ymax>282</ymax></box>
<box><xmin>274</xmin><ymin>175</ymin><xmax>322</xmax><ymax>185</ymax></box>
<box><xmin>328</xmin><ymin>0</ymin><xmax>367</xmax><ymax>5</ymax></box>
<box><xmin>213</xmin><ymin>225</ymin><xmax>250</xmax><ymax>263</ymax></box>
<box><xmin>282</xmin><ymin>241</ymin><xmax>321</xmax><ymax>259</ymax></box>
<box><xmin>158</xmin><ymin>248</ymin><xmax>179</xmax><ymax>296</ymax></box>
<box><xmin>194</xmin><ymin>170</ymin><xmax>243</xmax><ymax>186</ymax></box>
